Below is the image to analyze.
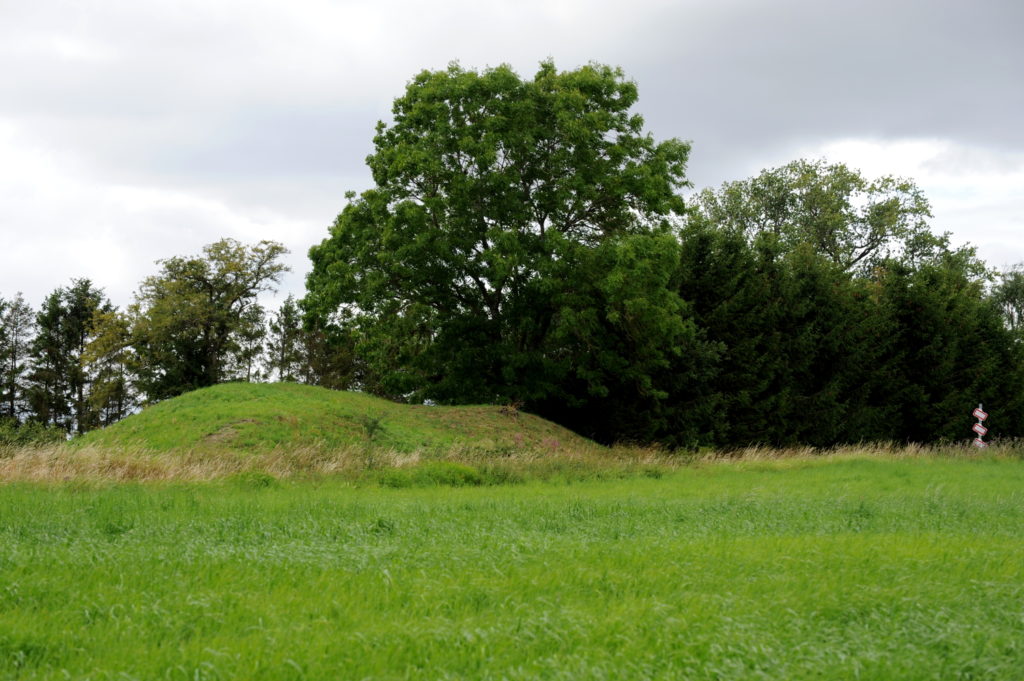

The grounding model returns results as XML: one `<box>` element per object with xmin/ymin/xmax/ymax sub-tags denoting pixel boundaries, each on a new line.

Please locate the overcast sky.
<box><xmin>2</xmin><ymin>0</ymin><xmax>1022</xmax><ymax>308</ymax></box>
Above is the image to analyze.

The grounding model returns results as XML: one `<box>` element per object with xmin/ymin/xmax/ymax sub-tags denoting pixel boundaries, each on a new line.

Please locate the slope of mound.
<box><xmin>76</xmin><ymin>382</ymin><xmax>600</xmax><ymax>454</ymax></box>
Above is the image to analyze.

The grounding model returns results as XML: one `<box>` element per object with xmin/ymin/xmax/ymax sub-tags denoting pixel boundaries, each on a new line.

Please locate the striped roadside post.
<box><xmin>972</xmin><ymin>404</ymin><xmax>988</xmax><ymax>448</ymax></box>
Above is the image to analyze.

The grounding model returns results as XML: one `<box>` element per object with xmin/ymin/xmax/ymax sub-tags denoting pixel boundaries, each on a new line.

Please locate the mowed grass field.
<box><xmin>2</xmin><ymin>456</ymin><xmax>1023</xmax><ymax>680</ymax></box>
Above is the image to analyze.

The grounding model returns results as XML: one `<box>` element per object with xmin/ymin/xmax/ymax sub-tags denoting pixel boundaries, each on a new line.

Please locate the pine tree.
<box><xmin>0</xmin><ymin>293</ymin><xmax>35</xmax><ymax>422</ymax></box>
<box><xmin>26</xmin><ymin>280</ymin><xmax>111</xmax><ymax>434</ymax></box>
<box><xmin>225</xmin><ymin>304</ymin><xmax>267</xmax><ymax>383</ymax></box>
<box><xmin>266</xmin><ymin>295</ymin><xmax>305</xmax><ymax>382</ymax></box>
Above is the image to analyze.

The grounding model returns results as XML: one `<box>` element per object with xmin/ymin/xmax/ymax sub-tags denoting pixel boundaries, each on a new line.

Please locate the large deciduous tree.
<box><xmin>691</xmin><ymin>159</ymin><xmax>936</xmax><ymax>272</ymax></box>
<box><xmin>83</xmin><ymin>307</ymin><xmax>138</xmax><ymax>427</ymax></box>
<box><xmin>301</xmin><ymin>60</ymin><xmax>1024</xmax><ymax>447</ymax></box>
<box><xmin>112</xmin><ymin>239</ymin><xmax>288</xmax><ymax>401</ymax></box>
<box><xmin>993</xmin><ymin>265</ymin><xmax>1024</xmax><ymax>339</ymax></box>
<box><xmin>304</xmin><ymin>61</ymin><xmax>691</xmax><ymax>411</ymax></box>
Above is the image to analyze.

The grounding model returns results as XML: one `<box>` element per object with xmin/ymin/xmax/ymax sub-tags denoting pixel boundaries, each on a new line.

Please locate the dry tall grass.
<box><xmin>0</xmin><ymin>443</ymin><xmax>376</xmax><ymax>482</ymax></box>
<box><xmin>700</xmin><ymin>440</ymin><xmax>1023</xmax><ymax>462</ymax></box>
<box><xmin>0</xmin><ymin>439</ymin><xmax>1017</xmax><ymax>483</ymax></box>
<box><xmin>0</xmin><ymin>441</ymin><xmax>665</xmax><ymax>483</ymax></box>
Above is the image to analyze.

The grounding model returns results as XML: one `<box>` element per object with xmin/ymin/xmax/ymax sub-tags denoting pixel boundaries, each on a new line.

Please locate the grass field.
<box><xmin>2</xmin><ymin>455</ymin><xmax>1023</xmax><ymax>680</ymax></box>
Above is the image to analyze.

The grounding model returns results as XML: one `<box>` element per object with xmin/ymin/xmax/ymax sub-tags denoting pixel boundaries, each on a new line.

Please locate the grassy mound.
<box><xmin>76</xmin><ymin>382</ymin><xmax>599</xmax><ymax>455</ymax></box>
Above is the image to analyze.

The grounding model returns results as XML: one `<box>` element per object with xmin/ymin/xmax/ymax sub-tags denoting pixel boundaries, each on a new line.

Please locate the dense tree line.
<box><xmin>5</xmin><ymin>61</ymin><xmax>1024</xmax><ymax>448</ymax></box>
<box><xmin>303</xmin><ymin>61</ymin><xmax>1024</xmax><ymax>448</ymax></box>
<box><xmin>0</xmin><ymin>239</ymin><xmax>349</xmax><ymax>441</ymax></box>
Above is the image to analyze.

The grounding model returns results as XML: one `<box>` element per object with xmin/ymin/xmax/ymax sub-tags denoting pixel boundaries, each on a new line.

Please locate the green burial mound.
<box><xmin>76</xmin><ymin>382</ymin><xmax>599</xmax><ymax>454</ymax></box>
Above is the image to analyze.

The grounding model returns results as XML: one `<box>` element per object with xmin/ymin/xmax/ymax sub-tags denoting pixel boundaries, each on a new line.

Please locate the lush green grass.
<box><xmin>75</xmin><ymin>382</ymin><xmax>599</xmax><ymax>455</ymax></box>
<box><xmin>2</xmin><ymin>456</ymin><xmax>1023</xmax><ymax>679</ymax></box>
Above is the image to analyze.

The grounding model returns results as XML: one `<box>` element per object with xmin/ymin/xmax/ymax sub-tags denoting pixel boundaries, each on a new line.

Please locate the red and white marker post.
<box><xmin>972</xmin><ymin>403</ymin><xmax>988</xmax><ymax>448</ymax></box>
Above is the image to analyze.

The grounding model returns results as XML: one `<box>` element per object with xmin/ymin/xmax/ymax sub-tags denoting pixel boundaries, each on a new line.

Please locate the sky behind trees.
<box><xmin>2</xmin><ymin>0</ymin><xmax>1022</xmax><ymax>307</ymax></box>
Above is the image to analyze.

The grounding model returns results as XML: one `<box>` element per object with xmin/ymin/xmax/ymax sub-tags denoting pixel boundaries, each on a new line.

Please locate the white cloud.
<box><xmin>0</xmin><ymin>119</ymin><xmax>315</xmax><ymax>307</ymax></box>
<box><xmin>793</xmin><ymin>138</ymin><xmax>1024</xmax><ymax>270</ymax></box>
<box><xmin>0</xmin><ymin>0</ymin><xmax>1021</xmax><ymax>311</ymax></box>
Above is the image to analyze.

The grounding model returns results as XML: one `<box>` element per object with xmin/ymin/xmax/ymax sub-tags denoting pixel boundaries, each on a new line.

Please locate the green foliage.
<box><xmin>993</xmin><ymin>265</ymin><xmax>1024</xmax><ymax>339</ymax></box>
<box><xmin>302</xmin><ymin>60</ymin><xmax>1024</xmax><ymax>448</ymax></box>
<box><xmin>304</xmin><ymin>60</ymin><xmax>691</xmax><ymax>409</ymax></box>
<box><xmin>675</xmin><ymin>226</ymin><xmax>874</xmax><ymax>446</ymax></box>
<box><xmin>265</xmin><ymin>294</ymin><xmax>305</xmax><ymax>381</ymax></box>
<box><xmin>114</xmin><ymin>238</ymin><xmax>288</xmax><ymax>401</ymax></box>
<box><xmin>2</xmin><ymin>458</ymin><xmax>1024</xmax><ymax>679</ymax></box>
<box><xmin>376</xmin><ymin>461</ymin><xmax>484</xmax><ymax>488</ymax></box>
<box><xmin>691</xmin><ymin>158</ymin><xmax>936</xmax><ymax>272</ymax></box>
<box><xmin>82</xmin><ymin>307</ymin><xmax>138</xmax><ymax>427</ymax></box>
<box><xmin>538</xmin><ymin>230</ymin><xmax>718</xmax><ymax>445</ymax></box>
<box><xmin>0</xmin><ymin>292</ymin><xmax>34</xmax><ymax>421</ymax></box>
<box><xmin>298</xmin><ymin>324</ymin><xmax>355</xmax><ymax>390</ymax></box>
<box><xmin>0</xmin><ymin>417</ymin><xmax>65</xmax><ymax>447</ymax></box>
<box><xmin>678</xmin><ymin>163</ymin><xmax>1024</xmax><ymax>447</ymax></box>
<box><xmin>874</xmin><ymin>254</ymin><xmax>1024</xmax><ymax>441</ymax></box>
<box><xmin>25</xmin><ymin>279</ymin><xmax>112</xmax><ymax>434</ymax></box>
<box><xmin>223</xmin><ymin>304</ymin><xmax>267</xmax><ymax>383</ymax></box>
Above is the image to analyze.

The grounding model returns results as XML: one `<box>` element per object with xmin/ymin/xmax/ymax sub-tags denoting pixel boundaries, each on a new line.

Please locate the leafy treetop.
<box><xmin>305</xmin><ymin>61</ymin><xmax>692</xmax><ymax>403</ymax></box>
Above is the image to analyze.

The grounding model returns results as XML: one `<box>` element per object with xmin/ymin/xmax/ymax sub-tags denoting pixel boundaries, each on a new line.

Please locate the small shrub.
<box><xmin>0</xmin><ymin>419</ymin><xmax>66</xmax><ymax>448</ymax></box>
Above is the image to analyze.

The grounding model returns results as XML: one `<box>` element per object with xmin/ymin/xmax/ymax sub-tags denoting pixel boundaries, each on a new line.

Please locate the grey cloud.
<box><xmin>615</xmin><ymin>0</ymin><xmax>1024</xmax><ymax>186</ymax></box>
<box><xmin>2</xmin><ymin>0</ymin><xmax>1023</xmax><ymax>307</ymax></box>
<box><xmin>921</xmin><ymin>146</ymin><xmax>1024</xmax><ymax>177</ymax></box>
<box><xmin>7</xmin><ymin>0</ymin><xmax>1022</xmax><ymax>187</ymax></box>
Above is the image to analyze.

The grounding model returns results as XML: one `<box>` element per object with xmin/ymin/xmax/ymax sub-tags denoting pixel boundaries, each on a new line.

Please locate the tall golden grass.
<box><xmin>0</xmin><ymin>439</ymin><xmax>1016</xmax><ymax>483</ymax></box>
<box><xmin>0</xmin><ymin>441</ymin><xmax>666</xmax><ymax>483</ymax></box>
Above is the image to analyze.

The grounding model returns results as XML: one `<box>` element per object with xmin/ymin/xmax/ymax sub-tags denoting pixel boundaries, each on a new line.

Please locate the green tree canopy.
<box><xmin>691</xmin><ymin>159</ymin><xmax>937</xmax><ymax>272</ymax></box>
<box><xmin>305</xmin><ymin>61</ymin><xmax>692</xmax><ymax>407</ymax></box>
<box><xmin>83</xmin><ymin>306</ymin><xmax>137</xmax><ymax>427</ymax></box>
<box><xmin>993</xmin><ymin>265</ymin><xmax>1024</xmax><ymax>339</ymax></box>
<box><xmin>26</xmin><ymin>279</ymin><xmax>111</xmax><ymax>434</ymax></box>
<box><xmin>105</xmin><ymin>239</ymin><xmax>288</xmax><ymax>401</ymax></box>
<box><xmin>301</xmin><ymin>60</ymin><xmax>1024</xmax><ymax>447</ymax></box>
